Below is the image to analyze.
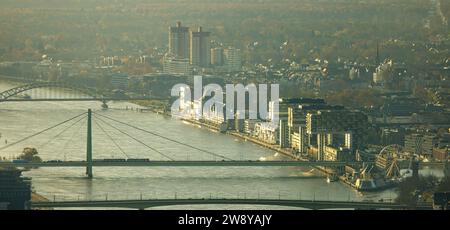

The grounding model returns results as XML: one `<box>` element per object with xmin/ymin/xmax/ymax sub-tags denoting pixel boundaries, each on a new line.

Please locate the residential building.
<box><xmin>382</xmin><ymin>97</ymin><xmax>422</xmax><ymax>116</ymax></box>
<box><xmin>254</xmin><ymin>122</ymin><xmax>278</xmax><ymax>144</ymax></box>
<box><xmin>111</xmin><ymin>73</ymin><xmax>128</xmax><ymax>89</ymax></box>
<box><xmin>373</xmin><ymin>59</ymin><xmax>393</xmax><ymax>84</ymax></box>
<box><xmin>224</xmin><ymin>47</ymin><xmax>242</xmax><ymax>72</ymax></box>
<box><xmin>433</xmin><ymin>148</ymin><xmax>449</xmax><ymax>161</ymax></box>
<box><xmin>380</xmin><ymin>128</ymin><xmax>405</xmax><ymax>146</ymax></box>
<box><xmin>279</xmin><ymin>119</ymin><xmax>290</xmax><ymax>148</ymax></box>
<box><xmin>244</xmin><ymin>119</ymin><xmax>259</xmax><ymax>135</ymax></box>
<box><xmin>291</xmin><ymin>131</ymin><xmax>300</xmax><ymax>151</ymax></box>
<box><xmin>298</xmin><ymin>125</ymin><xmax>309</xmax><ymax>154</ymax></box>
<box><xmin>235</xmin><ymin>114</ymin><xmax>245</xmax><ymax>132</ymax></box>
<box><xmin>404</xmin><ymin>132</ymin><xmax>437</xmax><ymax>157</ymax></box>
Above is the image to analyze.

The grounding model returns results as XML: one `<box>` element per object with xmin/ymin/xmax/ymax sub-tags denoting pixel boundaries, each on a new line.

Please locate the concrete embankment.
<box><xmin>176</xmin><ymin>118</ymin><xmax>340</xmax><ymax>181</ymax></box>
<box><xmin>31</xmin><ymin>192</ymin><xmax>53</xmax><ymax>210</ymax></box>
<box><xmin>116</xmin><ymin>107</ymin><xmax>340</xmax><ymax>181</ymax></box>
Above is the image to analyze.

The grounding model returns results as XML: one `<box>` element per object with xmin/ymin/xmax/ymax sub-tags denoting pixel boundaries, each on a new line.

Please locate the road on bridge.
<box><xmin>30</xmin><ymin>198</ymin><xmax>433</xmax><ymax>210</ymax></box>
<box><xmin>1</xmin><ymin>160</ymin><xmax>443</xmax><ymax>168</ymax></box>
<box><xmin>0</xmin><ymin>160</ymin><xmax>363</xmax><ymax>168</ymax></box>
<box><xmin>0</xmin><ymin>98</ymin><xmax>164</xmax><ymax>102</ymax></box>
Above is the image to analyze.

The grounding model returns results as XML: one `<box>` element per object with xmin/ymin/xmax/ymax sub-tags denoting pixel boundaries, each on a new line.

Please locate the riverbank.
<box><xmin>173</xmin><ymin>117</ymin><xmax>300</xmax><ymax>159</ymax></box>
<box><xmin>131</xmin><ymin>100</ymin><xmax>169</xmax><ymax>116</ymax></box>
<box><xmin>173</xmin><ymin>117</ymin><xmax>337</xmax><ymax>178</ymax></box>
<box><xmin>31</xmin><ymin>192</ymin><xmax>49</xmax><ymax>202</ymax></box>
<box><xmin>31</xmin><ymin>192</ymin><xmax>52</xmax><ymax>210</ymax></box>
<box><xmin>0</xmin><ymin>79</ymin><xmax>395</xmax><ymax>205</ymax></box>
<box><xmin>0</xmin><ymin>75</ymin><xmax>32</xmax><ymax>83</ymax></box>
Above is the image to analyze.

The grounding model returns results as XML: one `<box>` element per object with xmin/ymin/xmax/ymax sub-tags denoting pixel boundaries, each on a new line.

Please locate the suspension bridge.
<box><xmin>0</xmin><ymin>109</ymin><xmax>368</xmax><ymax>178</ymax></box>
<box><xmin>0</xmin><ymin>109</ymin><xmax>444</xmax><ymax>178</ymax></box>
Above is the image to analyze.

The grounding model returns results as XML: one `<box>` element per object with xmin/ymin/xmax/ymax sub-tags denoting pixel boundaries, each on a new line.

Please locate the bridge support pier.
<box><xmin>101</xmin><ymin>100</ymin><xmax>108</xmax><ymax>109</ymax></box>
<box><xmin>86</xmin><ymin>109</ymin><xmax>93</xmax><ymax>178</ymax></box>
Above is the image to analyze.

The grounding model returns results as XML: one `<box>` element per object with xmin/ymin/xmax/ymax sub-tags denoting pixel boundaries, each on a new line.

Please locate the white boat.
<box><xmin>326</xmin><ymin>174</ymin><xmax>338</xmax><ymax>183</ymax></box>
<box><xmin>355</xmin><ymin>178</ymin><xmax>398</xmax><ymax>191</ymax></box>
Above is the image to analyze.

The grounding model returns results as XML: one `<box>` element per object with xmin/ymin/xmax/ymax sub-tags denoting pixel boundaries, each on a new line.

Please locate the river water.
<box><xmin>0</xmin><ymin>80</ymin><xmax>424</xmax><ymax>209</ymax></box>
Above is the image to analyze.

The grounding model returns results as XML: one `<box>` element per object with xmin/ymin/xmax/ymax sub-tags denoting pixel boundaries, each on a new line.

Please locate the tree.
<box><xmin>396</xmin><ymin>175</ymin><xmax>439</xmax><ymax>207</ymax></box>
<box><xmin>19</xmin><ymin>147</ymin><xmax>42</xmax><ymax>163</ymax></box>
<box><xmin>437</xmin><ymin>177</ymin><xmax>450</xmax><ymax>192</ymax></box>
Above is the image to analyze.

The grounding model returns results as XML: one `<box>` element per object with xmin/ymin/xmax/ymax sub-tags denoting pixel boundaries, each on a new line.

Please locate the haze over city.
<box><xmin>0</xmin><ymin>0</ymin><xmax>449</xmax><ymax>214</ymax></box>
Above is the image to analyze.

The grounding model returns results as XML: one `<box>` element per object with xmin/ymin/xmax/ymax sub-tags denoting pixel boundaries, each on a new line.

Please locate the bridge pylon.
<box><xmin>86</xmin><ymin>109</ymin><xmax>93</xmax><ymax>178</ymax></box>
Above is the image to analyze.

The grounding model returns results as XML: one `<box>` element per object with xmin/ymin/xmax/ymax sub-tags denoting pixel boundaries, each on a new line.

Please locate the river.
<box><xmin>0</xmin><ymin>80</ymin><xmax>419</xmax><ymax>209</ymax></box>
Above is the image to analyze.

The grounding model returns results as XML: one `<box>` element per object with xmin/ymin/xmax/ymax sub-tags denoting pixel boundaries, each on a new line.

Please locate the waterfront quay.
<box><xmin>180</xmin><ymin>117</ymin><xmax>303</xmax><ymax>159</ymax></box>
<box><xmin>178</xmin><ymin>117</ymin><xmax>352</xmax><ymax>179</ymax></box>
<box><xmin>173</xmin><ymin>110</ymin><xmax>448</xmax><ymax>193</ymax></box>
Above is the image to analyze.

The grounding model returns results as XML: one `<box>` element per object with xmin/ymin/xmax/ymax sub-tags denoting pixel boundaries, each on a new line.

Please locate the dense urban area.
<box><xmin>0</xmin><ymin>0</ymin><xmax>449</xmax><ymax>210</ymax></box>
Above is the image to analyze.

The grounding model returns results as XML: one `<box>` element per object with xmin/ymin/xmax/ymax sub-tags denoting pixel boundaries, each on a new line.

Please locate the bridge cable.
<box><xmin>0</xmin><ymin>112</ymin><xmax>87</xmax><ymax>152</ymax></box>
<box><xmin>37</xmin><ymin>116</ymin><xmax>86</xmax><ymax>150</ymax></box>
<box><xmin>93</xmin><ymin>119</ymin><xmax>130</xmax><ymax>159</ymax></box>
<box><xmin>95</xmin><ymin>115</ymin><xmax>173</xmax><ymax>161</ymax></box>
<box><xmin>94</xmin><ymin>115</ymin><xmax>174</xmax><ymax>161</ymax></box>
<box><xmin>60</xmin><ymin>117</ymin><xmax>86</xmax><ymax>160</ymax></box>
<box><xmin>94</xmin><ymin>112</ymin><xmax>234</xmax><ymax>161</ymax></box>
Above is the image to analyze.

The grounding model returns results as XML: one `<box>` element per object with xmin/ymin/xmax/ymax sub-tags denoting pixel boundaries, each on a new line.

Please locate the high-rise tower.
<box><xmin>169</xmin><ymin>21</ymin><xmax>190</xmax><ymax>59</ymax></box>
<box><xmin>376</xmin><ymin>41</ymin><xmax>380</xmax><ymax>65</ymax></box>
<box><xmin>190</xmin><ymin>27</ymin><xmax>211</xmax><ymax>68</ymax></box>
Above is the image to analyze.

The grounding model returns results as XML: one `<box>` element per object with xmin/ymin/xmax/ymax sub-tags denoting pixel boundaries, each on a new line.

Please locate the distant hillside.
<box><xmin>0</xmin><ymin>0</ymin><xmax>447</xmax><ymax>66</ymax></box>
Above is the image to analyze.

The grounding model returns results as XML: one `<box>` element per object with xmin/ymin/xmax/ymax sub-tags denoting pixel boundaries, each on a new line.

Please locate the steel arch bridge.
<box><xmin>0</xmin><ymin>82</ymin><xmax>105</xmax><ymax>102</ymax></box>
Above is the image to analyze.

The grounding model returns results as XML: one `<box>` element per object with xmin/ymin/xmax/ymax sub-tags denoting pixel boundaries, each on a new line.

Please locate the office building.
<box><xmin>169</xmin><ymin>21</ymin><xmax>190</xmax><ymax>59</ymax></box>
<box><xmin>404</xmin><ymin>133</ymin><xmax>437</xmax><ymax>157</ymax></box>
<box><xmin>163</xmin><ymin>54</ymin><xmax>192</xmax><ymax>75</ymax></box>
<box><xmin>224</xmin><ymin>47</ymin><xmax>242</xmax><ymax>72</ymax></box>
<box><xmin>324</xmin><ymin>146</ymin><xmax>352</xmax><ymax>162</ymax></box>
<box><xmin>306</xmin><ymin>110</ymin><xmax>369</xmax><ymax>160</ymax></box>
<box><xmin>279</xmin><ymin>119</ymin><xmax>290</xmax><ymax>148</ymax></box>
<box><xmin>380</xmin><ymin>128</ymin><xmax>405</xmax><ymax>146</ymax></box>
<box><xmin>306</xmin><ymin>110</ymin><xmax>367</xmax><ymax>134</ymax></box>
<box><xmin>190</xmin><ymin>27</ymin><xmax>211</xmax><ymax>67</ymax></box>
<box><xmin>211</xmin><ymin>47</ymin><xmax>224</xmax><ymax>66</ymax></box>
<box><xmin>298</xmin><ymin>125</ymin><xmax>309</xmax><ymax>154</ymax></box>
<box><xmin>269</xmin><ymin>100</ymin><xmax>288</xmax><ymax>123</ymax></box>
<box><xmin>244</xmin><ymin>119</ymin><xmax>259</xmax><ymax>135</ymax></box>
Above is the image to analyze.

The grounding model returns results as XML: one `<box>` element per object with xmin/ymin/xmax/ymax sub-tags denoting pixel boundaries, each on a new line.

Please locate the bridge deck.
<box><xmin>0</xmin><ymin>160</ymin><xmax>363</xmax><ymax>168</ymax></box>
<box><xmin>30</xmin><ymin>198</ymin><xmax>432</xmax><ymax>210</ymax></box>
<box><xmin>0</xmin><ymin>98</ymin><xmax>162</xmax><ymax>102</ymax></box>
<box><xmin>0</xmin><ymin>160</ymin><xmax>443</xmax><ymax>168</ymax></box>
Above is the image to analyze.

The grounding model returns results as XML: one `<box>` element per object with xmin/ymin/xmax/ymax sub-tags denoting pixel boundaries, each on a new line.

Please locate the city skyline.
<box><xmin>0</xmin><ymin>0</ymin><xmax>449</xmax><ymax>216</ymax></box>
